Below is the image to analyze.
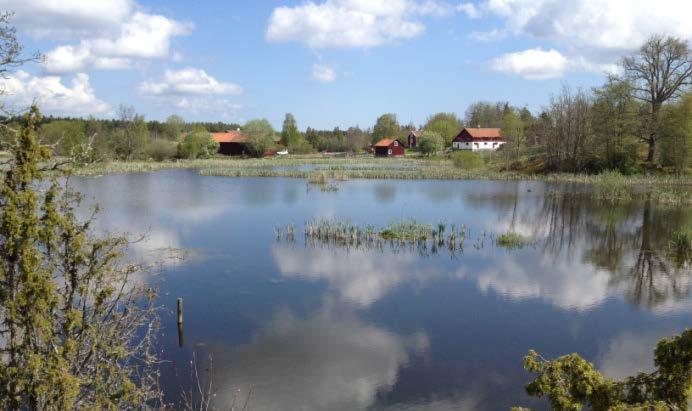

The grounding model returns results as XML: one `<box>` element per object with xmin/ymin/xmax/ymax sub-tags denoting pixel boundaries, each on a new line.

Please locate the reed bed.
<box><xmin>279</xmin><ymin>218</ymin><xmax>473</xmax><ymax>256</ymax></box>
<box><xmin>496</xmin><ymin>231</ymin><xmax>529</xmax><ymax>249</ymax></box>
<box><xmin>70</xmin><ymin>157</ymin><xmax>691</xmax><ymax>189</ymax></box>
<box><xmin>669</xmin><ymin>229</ymin><xmax>691</xmax><ymax>267</ymax></box>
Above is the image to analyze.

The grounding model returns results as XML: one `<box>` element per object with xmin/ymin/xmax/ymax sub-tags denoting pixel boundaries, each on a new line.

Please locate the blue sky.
<box><xmin>2</xmin><ymin>0</ymin><xmax>690</xmax><ymax>130</ymax></box>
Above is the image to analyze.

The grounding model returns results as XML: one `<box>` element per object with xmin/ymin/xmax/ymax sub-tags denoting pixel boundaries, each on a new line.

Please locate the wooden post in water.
<box><xmin>177</xmin><ymin>298</ymin><xmax>183</xmax><ymax>324</ymax></box>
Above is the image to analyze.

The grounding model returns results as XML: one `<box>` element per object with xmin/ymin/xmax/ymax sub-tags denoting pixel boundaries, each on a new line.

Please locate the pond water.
<box><xmin>72</xmin><ymin>170</ymin><xmax>691</xmax><ymax>410</ymax></box>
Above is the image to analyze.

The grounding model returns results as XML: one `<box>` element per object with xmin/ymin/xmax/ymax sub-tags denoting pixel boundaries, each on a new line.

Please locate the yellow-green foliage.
<box><xmin>451</xmin><ymin>151</ymin><xmax>485</xmax><ymax>169</ymax></box>
<box><xmin>0</xmin><ymin>107</ymin><xmax>160</xmax><ymax>409</ymax></box>
<box><xmin>517</xmin><ymin>329</ymin><xmax>692</xmax><ymax>410</ymax></box>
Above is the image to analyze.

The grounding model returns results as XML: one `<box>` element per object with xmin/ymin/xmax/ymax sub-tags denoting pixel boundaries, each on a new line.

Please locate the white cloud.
<box><xmin>312</xmin><ymin>63</ymin><xmax>337</xmax><ymax>83</ymax></box>
<box><xmin>0</xmin><ymin>70</ymin><xmax>110</xmax><ymax>116</ymax></box>
<box><xmin>30</xmin><ymin>2</ymin><xmax>192</xmax><ymax>73</ymax></box>
<box><xmin>480</xmin><ymin>0</ymin><xmax>692</xmax><ymax>76</ymax></box>
<box><xmin>266</xmin><ymin>0</ymin><xmax>437</xmax><ymax>48</ymax></box>
<box><xmin>457</xmin><ymin>2</ymin><xmax>481</xmax><ymax>18</ymax></box>
<box><xmin>1</xmin><ymin>0</ymin><xmax>134</xmax><ymax>39</ymax></box>
<box><xmin>491</xmin><ymin>47</ymin><xmax>567</xmax><ymax>79</ymax></box>
<box><xmin>483</xmin><ymin>0</ymin><xmax>692</xmax><ymax>51</ymax></box>
<box><xmin>138</xmin><ymin>67</ymin><xmax>242</xmax><ymax>96</ymax></box>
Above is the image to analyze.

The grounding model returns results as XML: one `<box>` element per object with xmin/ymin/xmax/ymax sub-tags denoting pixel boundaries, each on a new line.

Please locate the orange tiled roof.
<box><xmin>464</xmin><ymin>128</ymin><xmax>501</xmax><ymax>139</ymax></box>
<box><xmin>374</xmin><ymin>138</ymin><xmax>400</xmax><ymax>147</ymax></box>
<box><xmin>211</xmin><ymin>131</ymin><xmax>248</xmax><ymax>143</ymax></box>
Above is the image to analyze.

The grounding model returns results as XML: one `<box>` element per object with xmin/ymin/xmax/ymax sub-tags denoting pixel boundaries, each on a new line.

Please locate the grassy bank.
<box><xmin>69</xmin><ymin>155</ymin><xmax>691</xmax><ymax>187</ymax></box>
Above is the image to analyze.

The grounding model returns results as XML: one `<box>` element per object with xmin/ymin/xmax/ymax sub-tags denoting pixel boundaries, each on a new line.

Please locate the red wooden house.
<box><xmin>211</xmin><ymin>131</ymin><xmax>250</xmax><ymax>155</ymax></box>
<box><xmin>374</xmin><ymin>138</ymin><xmax>405</xmax><ymax>157</ymax></box>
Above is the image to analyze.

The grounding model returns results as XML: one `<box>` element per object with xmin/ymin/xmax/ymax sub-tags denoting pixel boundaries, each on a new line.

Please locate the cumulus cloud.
<box><xmin>491</xmin><ymin>47</ymin><xmax>567</xmax><ymax>79</ymax></box>
<box><xmin>266</xmin><ymin>0</ymin><xmax>456</xmax><ymax>48</ymax></box>
<box><xmin>0</xmin><ymin>70</ymin><xmax>110</xmax><ymax>115</ymax></box>
<box><xmin>1</xmin><ymin>0</ymin><xmax>134</xmax><ymax>39</ymax></box>
<box><xmin>311</xmin><ymin>63</ymin><xmax>337</xmax><ymax>83</ymax></box>
<box><xmin>138</xmin><ymin>67</ymin><xmax>242</xmax><ymax>96</ymax></box>
<box><xmin>483</xmin><ymin>0</ymin><xmax>692</xmax><ymax>52</ymax></box>
<box><xmin>19</xmin><ymin>0</ymin><xmax>194</xmax><ymax>73</ymax></box>
<box><xmin>479</xmin><ymin>0</ymin><xmax>692</xmax><ymax>77</ymax></box>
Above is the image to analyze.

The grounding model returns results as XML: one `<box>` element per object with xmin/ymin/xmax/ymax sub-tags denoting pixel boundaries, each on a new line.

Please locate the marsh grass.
<box><xmin>70</xmin><ymin>157</ymin><xmax>691</xmax><ymax>191</ymax></box>
<box><xmin>496</xmin><ymin>231</ymin><xmax>528</xmax><ymax>249</ymax></box>
<box><xmin>284</xmin><ymin>219</ymin><xmax>475</xmax><ymax>256</ymax></box>
<box><xmin>669</xmin><ymin>229</ymin><xmax>691</xmax><ymax>267</ymax></box>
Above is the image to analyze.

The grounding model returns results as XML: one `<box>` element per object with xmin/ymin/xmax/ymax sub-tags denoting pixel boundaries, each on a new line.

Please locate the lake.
<box><xmin>72</xmin><ymin>170</ymin><xmax>691</xmax><ymax>410</ymax></box>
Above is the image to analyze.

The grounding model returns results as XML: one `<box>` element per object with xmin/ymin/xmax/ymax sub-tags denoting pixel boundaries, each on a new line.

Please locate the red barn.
<box><xmin>406</xmin><ymin>130</ymin><xmax>422</xmax><ymax>148</ymax></box>
<box><xmin>374</xmin><ymin>138</ymin><xmax>405</xmax><ymax>157</ymax></box>
<box><xmin>451</xmin><ymin>128</ymin><xmax>505</xmax><ymax>151</ymax></box>
<box><xmin>212</xmin><ymin>130</ymin><xmax>250</xmax><ymax>155</ymax></box>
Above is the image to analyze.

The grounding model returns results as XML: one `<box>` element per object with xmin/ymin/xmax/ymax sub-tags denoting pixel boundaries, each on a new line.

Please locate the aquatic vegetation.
<box><xmin>282</xmin><ymin>219</ymin><xmax>476</xmax><ymax>257</ymax></box>
<box><xmin>593</xmin><ymin>170</ymin><xmax>632</xmax><ymax>202</ymax></box>
<box><xmin>669</xmin><ymin>229</ymin><xmax>691</xmax><ymax>266</ymax></box>
<box><xmin>496</xmin><ymin>231</ymin><xmax>528</xmax><ymax>249</ymax></box>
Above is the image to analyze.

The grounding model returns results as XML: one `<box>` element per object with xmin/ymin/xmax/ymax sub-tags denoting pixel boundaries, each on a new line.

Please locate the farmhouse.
<box><xmin>211</xmin><ymin>130</ymin><xmax>250</xmax><ymax>155</ymax></box>
<box><xmin>406</xmin><ymin>130</ymin><xmax>423</xmax><ymax>148</ymax></box>
<box><xmin>374</xmin><ymin>138</ymin><xmax>405</xmax><ymax>157</ymax></box>
<box><xmin>452</xmin><ymin>128</ymin><xmax>505</xmax><ymax>151</ymax></box>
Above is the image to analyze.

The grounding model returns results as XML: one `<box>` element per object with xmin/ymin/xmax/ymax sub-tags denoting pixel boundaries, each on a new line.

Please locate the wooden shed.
<box><xmin>374</xmin><ymin>138</ymin><xmax>405</xmax><ymax>157</ymax></box>
<box><xmin>406</xmin><ymin>130</ymin><xmax>422</xmax><ymax>148</ymax></box>
<box><xmin>211</xmin><ymin>131</ymin><xmax>250</xmax><ymax>156</ymax></box>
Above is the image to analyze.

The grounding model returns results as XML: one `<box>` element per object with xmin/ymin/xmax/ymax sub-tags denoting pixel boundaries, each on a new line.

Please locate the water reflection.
<box><xmin>208</xmin><ymin>305</ymin><xmax>428</xmax><ymax>410</ymax></box>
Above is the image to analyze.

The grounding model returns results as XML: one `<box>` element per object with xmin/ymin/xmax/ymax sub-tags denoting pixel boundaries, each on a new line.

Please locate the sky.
<box><xmin>1</xmin><ymin>0</ymin><xmax>691</xmax><ymax>130</ymax></box>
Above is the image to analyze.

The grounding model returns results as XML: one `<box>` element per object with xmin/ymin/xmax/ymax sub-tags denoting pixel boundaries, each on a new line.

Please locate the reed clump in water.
<box><xmin>290</xmin><ymin>219</ymin><xmax>472</xmax><ymax>256</ymax></box>
<box><xmin>496</xmin><ymin>231</ymin><xmax>528</xmax><ymax>249</ymax></box>
<box><xmin>669</xmin><ymin>229</ymin><xmax>691</xmax><ymax>267</ymax></box>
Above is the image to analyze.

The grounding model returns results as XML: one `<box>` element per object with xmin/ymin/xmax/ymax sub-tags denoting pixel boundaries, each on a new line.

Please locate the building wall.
<box><xmin>452</xmin><ymin>141</ymin><xmax>505</xmax><ymax>151</ymax></box>
<box><xmin>218</xmin><ymin>142</ymin><xmax>249</xmax><ymax>156</ymax></box>
<box><xmin>375</xmin><ymin>141</ymin><xmax>405</xmax><ymax>157</ymax></box>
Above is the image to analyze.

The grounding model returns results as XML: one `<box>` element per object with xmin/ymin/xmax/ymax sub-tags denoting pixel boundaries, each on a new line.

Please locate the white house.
<box><xmin>451</xmin><ymin>128</ymin><xmax>506</xmax><ymax>151</ymax></box>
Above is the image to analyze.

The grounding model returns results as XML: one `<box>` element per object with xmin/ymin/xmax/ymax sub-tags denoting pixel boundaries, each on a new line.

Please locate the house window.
<box><xmin>388</xmin><ymin>149</ymin><xmax>392</xmax><ymax>155</ymax></box>
<box><xmin>393</xmin><ymin>141</ymin><xmax>398</xmax><ymax>146</ymax></box>
<box><xmin>474</xmin><ymin>143</ymin><xmax>479</xmax><ymax>147</ymax></box>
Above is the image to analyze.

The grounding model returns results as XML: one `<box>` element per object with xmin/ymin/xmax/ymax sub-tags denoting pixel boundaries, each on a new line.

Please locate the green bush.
<box><xmin>417</xmin><ymin>131</ymin><xmax>445</xmax><ymax>156</ymax></box>
<box><xmin>287</xmin><ymin>138</ymin><xmax>315</xmax><ymax>154</ymax></box>
<box><xmin>146</xmin><ymin>139</ymin><xmax>177</xmax><ymax>162</ymax></box>
<box><xmin>452</xmin><ymin>151</ymin><xmax>484</xmax><ymax>169</ymax></box>
<box><xmin>180</xmin><ymin>131</ymin><xmax>219</xmax><ymax>159</ymax></box>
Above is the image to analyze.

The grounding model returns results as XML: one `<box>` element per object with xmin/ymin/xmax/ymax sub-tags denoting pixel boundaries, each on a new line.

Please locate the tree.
<box><xmin>622</xmin><ymin>35</ymin><xmax>692</xmax><ymax>162</ymax></box>
<box><xmin>465</xmin><ymin>101</ymin><xmax>507</xmax><ymax>128</ymax></box>
<box><xmin>544</xmin><ymin>86</ymin><xmax>594</xmax><ymax>172</ymax></box>
<box><xmin>417</xmin><ymin>131</ymin><xmax>444</xmax><ymax>155</ymax></box>
<box><xmin>111</xmin><ymin>105</ymin><xmax>148</xmax><ymax>160</ymax></box>
<box><xmin>659</xmin><ymin>92</ymin><xmax>692</xmax><ymax>174</ymax></box>
<box><xmin>39</xmin><ymin>120</ymin><xmax>86</xmax><ymax>156</ymax></box>
<box><xmin>243</xmin><ymin>119</ymin><xmax>276</xmax><ymax>157</ymax></box>
<box><xmin>515</xmin><ymin>329</ymin><xmax>692</xmax><ymax>410</ymax></box>
<box><xmin>424</xmin><ymin>113</ymin><xmax>462</xmax><ymax>146</ymax></box>
<box><xmin>280</xmin><ymin>113</ymin><xmax>301</xmax><ymax>147</ymax></box>
<box><xmin>0</xmin><ymin>107</ymin><xmax>161</xmax><ymax>409</ymax></box>
<box><xmin>163</xmin><ymin>114</ymin><xmax>185</xmax><ymax>141</ymax></box>
<box><xmin>592</xmin><ymin>78</ymin><xmax>641</xmax><ymax>173</ymax></box>
<box><xmin>500</xmin><ymin>109</ymin><xmax>525</xmax><ymax>168</ymax></box>
<box><xmin>372</xmin><ymin>113</ymin><xmax>399</xmax><ymax>144</ymax></box>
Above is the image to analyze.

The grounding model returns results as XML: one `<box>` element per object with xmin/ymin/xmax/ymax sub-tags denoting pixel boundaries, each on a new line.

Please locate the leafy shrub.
<box><xmin>287</xmin><ymin>138</ymin><xmax>315</xmax><ymax>154</ymax></box>
<box><xmin>516</xmin><ymin>329</ymin><xmax>692</xmax><ymax>410</ymax></box>
<box><xmin>180</xmin><ymin>131</ymin><xmax>219</xmax><ymax>159</ymax></box>
<box><xmin>452</xmin><ymin>151</ymin><xmax>484</xmax><ymax>169</ymax></box>
<box><xmin>417</xmin><ymin>131</ymin><xmax>444</xmax><ymax>156</ymax></box>
<box><xmin>146</xmin><ymin>139</ymin><xmax>177</xmax><ymax>162</ymax></box>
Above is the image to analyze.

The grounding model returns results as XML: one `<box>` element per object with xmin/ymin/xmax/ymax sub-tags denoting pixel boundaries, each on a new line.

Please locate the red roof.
<box><xmin>374</xmin><ymin>138</ymin><xmax>402</xmax><ymax>147</ymax></box>
<box><xmin>211</xmin><ymin>131</ymin><xmax>248</xmax><ymax>143</ymax></box>
<box><xmin>463</xmin><ymin>128</ymin><xmax>501</xmax><ymax>139</ymax></box>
